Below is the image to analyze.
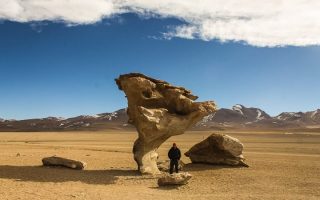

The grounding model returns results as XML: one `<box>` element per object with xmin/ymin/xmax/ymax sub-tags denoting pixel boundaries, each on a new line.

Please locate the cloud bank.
<box><xmin>1</xmin><ymin>0</ymin><xmax>320</xmax><ymax>47</ymax></box>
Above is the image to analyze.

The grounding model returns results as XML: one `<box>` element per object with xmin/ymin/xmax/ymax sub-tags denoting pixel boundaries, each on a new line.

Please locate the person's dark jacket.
<box><xmin>168</xmin><ymin>147</ymin><xmax>181</xmax><ymax>160</ymax></box>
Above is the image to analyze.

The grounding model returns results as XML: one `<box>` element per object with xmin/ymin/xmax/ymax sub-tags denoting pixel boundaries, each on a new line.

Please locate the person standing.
<box><xmin>168</xmin><ymin>143</ymin><xmax>181</xmax><ymax>174</ymax></box>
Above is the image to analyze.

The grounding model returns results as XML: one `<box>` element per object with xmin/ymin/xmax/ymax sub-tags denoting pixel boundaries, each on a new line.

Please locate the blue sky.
<box><xmin>1</xmin><ymin>12</ymin><xmax>320</xmax><ymax>119</ymax></box>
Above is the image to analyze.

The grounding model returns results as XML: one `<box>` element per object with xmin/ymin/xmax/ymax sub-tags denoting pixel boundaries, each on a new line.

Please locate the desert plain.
<box><xmin>0</xmin><ymin>130</ymin><xmax>319</xmax><ymax>200</ymax></box>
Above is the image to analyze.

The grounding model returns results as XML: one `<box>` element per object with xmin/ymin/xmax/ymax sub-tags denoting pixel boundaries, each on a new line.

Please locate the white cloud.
<box><xmin>1</xmin><ymin>0</ymin><xmax>320</xmax><ymax>47</ymax></box>
<box><xmin>0</xmin><ymin>0</ymin><xmax>118</xmax><ymax>24</ymax></box>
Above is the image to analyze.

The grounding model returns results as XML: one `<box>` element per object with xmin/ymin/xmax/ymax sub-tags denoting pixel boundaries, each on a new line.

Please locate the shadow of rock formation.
<box><xmin>183</xmin><ymin>163</ymin><xmax>247</xmax><ymax>172</ymax></box>
<box><xmin>0</xmin><ymin>165</ymin><xmax>139</xmax><ymax>185</ymax></box>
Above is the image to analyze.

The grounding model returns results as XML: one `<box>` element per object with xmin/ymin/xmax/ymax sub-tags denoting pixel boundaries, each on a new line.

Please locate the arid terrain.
<box><xmin>0</xmin><ymin>131</ymin><xmax>319</xmax><ymax>200</ymax></box>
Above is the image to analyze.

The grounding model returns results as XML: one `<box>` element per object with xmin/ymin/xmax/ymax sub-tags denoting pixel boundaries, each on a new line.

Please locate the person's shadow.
<box><xmin>0</xmin><ymin>165</ymin><xmax>140</xmax><ymax>185</ymax></box>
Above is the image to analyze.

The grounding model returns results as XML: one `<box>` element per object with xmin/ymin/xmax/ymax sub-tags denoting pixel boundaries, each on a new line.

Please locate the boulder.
<box><xmin>185</xmin><ymin>133</ymin><xmax>248</xmax><ymax>167</ymax></box>
<box><xmin>42</xmin><ymin>156</ymin><xmax>87</xmax><ymax>170</ymax></box>
<box><xmin>157</xmin><ymin>160</ymin><xmax>185</xmax><ymax>172</ymax></box>
<box><xmin>115</xmin><ymin>73</ymin><xmax>216</xmax><ymax>174</ymax></box>
<box><xmin>158</xmin><ymin>172</ymin><xmax>192</xmax><ymax>186</ymax></box>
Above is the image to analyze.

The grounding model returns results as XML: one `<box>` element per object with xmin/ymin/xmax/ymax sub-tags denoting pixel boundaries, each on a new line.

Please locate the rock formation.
<box><xmin>42</xmin><ymin>156</ymin><xmax>87</xmax><ymax>170</ymax></box>
<box><xmin>158</xmin><ymin>172</ymin><xmax>192</xmax><ymax>186</ymax></box>
<box><xmin>115</xmin><ymin>73</ymin><xmax>216</xmax><ymax>174</ymax></box>
<box><xmin>185</xmin><ymin>133</ymin><xmax>248</xmax><ymax>167</ymax></box>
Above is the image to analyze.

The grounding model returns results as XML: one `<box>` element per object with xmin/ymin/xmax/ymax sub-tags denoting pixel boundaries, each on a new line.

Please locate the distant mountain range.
<box><xmin>1</xmin><ymin>105</ymin><xmax>320</xmax><ymax>132</ymax></box>
<box><xmin>195</xmin><ymin>104</ymin><xmax>320</xmax><ymax>130</ymax></box>
<box><xmin>0</xmin><ymin>109</ymin><xmax>130</xmax><ymax>132</ymax></box>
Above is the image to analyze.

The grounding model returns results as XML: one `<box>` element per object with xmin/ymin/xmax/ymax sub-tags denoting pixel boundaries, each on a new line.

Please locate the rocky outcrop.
<box><xmin>115</xmin><ymin>73</ymin><xmax>216</xmax><ymax>174</ymax></box>
<box><xmin>185</xmin><ymin>133</ymin><xmax>248</xmax><ymax>167</ymax></box>
<box><xmin>42</xmin><ymin>156</ymin><xmax>87</xmax><ymax>170</ymax></box>
<box><xmin>158</xmin><ymin>172</ymin><xmax>192</xmax><ymax>186</ymax></box>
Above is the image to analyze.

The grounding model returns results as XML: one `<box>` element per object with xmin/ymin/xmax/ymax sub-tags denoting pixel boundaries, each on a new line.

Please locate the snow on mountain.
<box><xmin>276</xmin><ymin>112</ymin><xmax>303</xmax><ymax>121</ymax></box>
<box><xmin>256</xmin><ymin>109</ymin><xmax>265</xmax><ymax>120</ymax></box>
<box><xmin>97</xmin><ymin>108</ymin><xmax>127</xmax><ymax>121</ymax></box>
<box><xmin>197</xmin><ymin>105</ymin><xmax>272</xmax><ymax>128</ymax></box>
<box><xmin>45</xmin><ymin>117</ymin><xmax>65</xmax><ymax>121</ymax></box>
<box><xmin>310</xmin><ymin>109</ymin><xmax>320</xmax><ymax>120</ymax></box>
<box><xmin>101</xmin><ymin>111</ymin><xmax>119</xmax><ymax>120</ymax></box>
<box><xmin>78</xmin><ymin>115</ymin><xmax>99</xmax><ymax>119</ymax></box>
<box><xmin>196</xmin><ymin>113</ymin><xmax>216</xmax><ymax>126</ymax></box>
<box><xmin>201</xmin><ymin>113</ymin><xmax>216</xmax><ymax>123</ymax></box>
<box><xmin>232</xmin><ymin>104</ymin><xmax>244</xmax><ymax>115</ymax></box>
<box><xmin>311</xmin><ymin>110</ymin><xmax>318</xmax><ymax>119</ymax></box>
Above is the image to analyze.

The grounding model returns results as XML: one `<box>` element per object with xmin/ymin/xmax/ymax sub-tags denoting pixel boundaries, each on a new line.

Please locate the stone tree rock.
<box><xmin>115</xmin><ymin>73</ymin><xmax>216</xmax><ymax>174</ymax></box>
<box><xmin>185</xmin><ymin>133</ymin><xmax>248</xmax><ymax>167</ymax></box>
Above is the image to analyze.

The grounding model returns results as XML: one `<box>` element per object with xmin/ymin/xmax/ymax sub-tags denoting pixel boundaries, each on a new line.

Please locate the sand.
<box><xmin>0</xmin><ymin>131</ymin><xmax>319</xmax><ymax>200</ymax></box>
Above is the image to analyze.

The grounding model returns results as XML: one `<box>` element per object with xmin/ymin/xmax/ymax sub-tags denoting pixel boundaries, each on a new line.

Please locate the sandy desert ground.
<box><xmin>0</xmin><ymin>130</ymin><xmax>319</xmax><ymax>200</ymax></box>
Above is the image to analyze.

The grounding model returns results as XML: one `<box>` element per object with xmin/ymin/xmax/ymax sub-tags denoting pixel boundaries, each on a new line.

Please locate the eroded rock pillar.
<box><xmin>115</xmin><ymin>73</ymin><xmax>216</xmax><ymax>174</ymax></box>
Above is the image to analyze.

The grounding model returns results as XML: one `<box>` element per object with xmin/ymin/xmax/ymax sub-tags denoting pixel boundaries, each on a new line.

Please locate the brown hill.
<box><xmin>1</xmin><ymin>106</ymin><xmax>320</xmax><ymax>132</ymax></box>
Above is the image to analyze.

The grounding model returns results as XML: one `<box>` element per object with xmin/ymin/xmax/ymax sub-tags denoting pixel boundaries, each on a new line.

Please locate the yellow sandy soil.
<box><xmin>0</xmin><ymin>131</ymin><xmax>319</xmax><ymax>200</ymax></box>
